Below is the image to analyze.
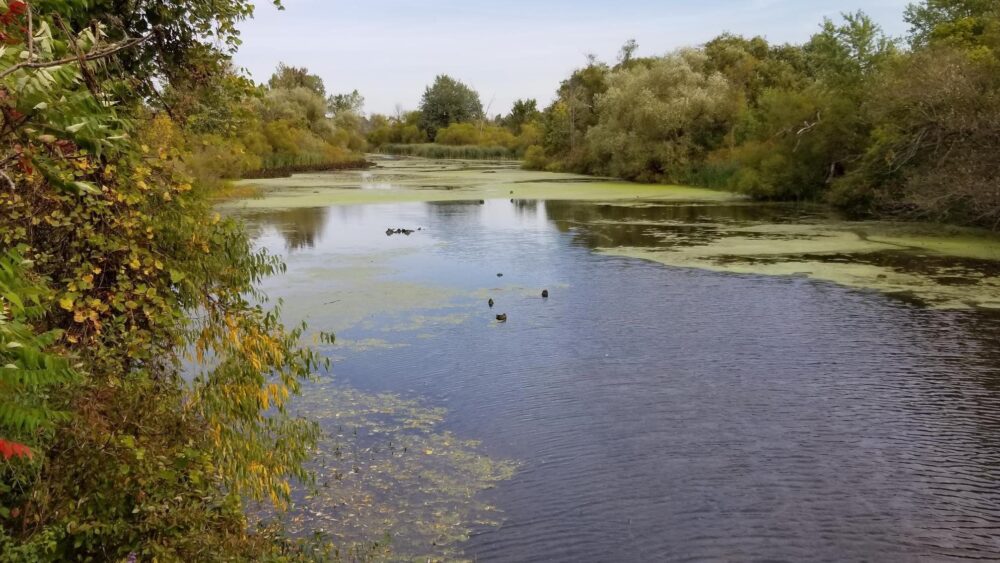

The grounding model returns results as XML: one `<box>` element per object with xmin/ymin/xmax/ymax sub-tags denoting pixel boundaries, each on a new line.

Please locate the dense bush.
<box><xmin>0</xmin><ymin>1</ymin><xmax>334</xmax><ymax>559</ymax></box>
<box><xmin>527</xmin><ymin>1</ymin><xmax>1000</xmax><ymax>229</ymax></box>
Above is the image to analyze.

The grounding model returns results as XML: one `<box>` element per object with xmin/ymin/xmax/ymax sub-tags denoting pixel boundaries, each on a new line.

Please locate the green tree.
<box><xmin>502</xmin><ymin>99</ymin><xmax>541</xmax><ymax>133</ymax></box>
<box><xmin>328</xmin><ymin>89</ymin><xmax>365</xmax><ymax>116</ymax></box>
<box><xmin>585</xmin><ymin>50</ymin><xmax>735</xmax><ymax>182</ymax></box>
<box><xmin>268</xmin><ymin>62</ymin><xmax>326</xmax><ymax>96</ymax></box>
<box><xmin>906</xmin><ymin>0</ymin><xmax>1000</xmax><ymax>49</ymax></box>
<box><xmin>0</xmin><ymin>2</ymin><xmax>333</xmax><ymax>558</ymax></box>
<box><xmin>418</xmin><ymin>75</ymin><xmax>483</xmax><ymax>139</ymax></box>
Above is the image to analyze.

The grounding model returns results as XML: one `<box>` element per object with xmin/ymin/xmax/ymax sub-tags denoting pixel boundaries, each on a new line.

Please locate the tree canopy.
<box><xmin>418</xmin><ymin>75</ymin><xmax>484</xmax><ymax>139</ymax></box>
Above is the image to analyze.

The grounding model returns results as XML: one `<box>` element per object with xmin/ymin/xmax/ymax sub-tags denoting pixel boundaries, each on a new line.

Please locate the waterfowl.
<box><xmin>496</xmin><ymin>313</ymin><xmax>507</xmax><ymax>322</ymax></box>
<box><xmin>488</xmin><ymin>298</ymin><xmax>494</xmax><ymax>308</ymax></box>
<box><xmin>542</xmin><ymin>289</ymin><xmax>549</xmax><ymax>298</ymax></box>
<box><xmin>497</xmin><ymin>273</ymin><xmax>503</xmax><ymax>277</ymax></box>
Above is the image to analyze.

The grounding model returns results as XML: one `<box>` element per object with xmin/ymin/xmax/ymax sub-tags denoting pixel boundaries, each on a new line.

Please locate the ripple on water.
<box><xmin>239</xmin><ymin>162</ymin><xmax>1000</xmax><ymax>561</ymax></box>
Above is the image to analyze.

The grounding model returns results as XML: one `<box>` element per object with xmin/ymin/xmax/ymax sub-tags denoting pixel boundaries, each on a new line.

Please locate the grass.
<box><xmin>378</xmin><ymin>143</ymin><xmax>517</xmax><ymax>161</ymax></box>
<box><xmin>242</xmin><ymin>155</ymin><xmax>372</xmax><ymax>180</ymax></box>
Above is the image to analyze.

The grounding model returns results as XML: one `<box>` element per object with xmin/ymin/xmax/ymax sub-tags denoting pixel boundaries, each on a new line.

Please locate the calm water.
<box><xmin>241</xmin><ymin>178</ymin><xmax>1000</xmax><ymax>561</ymax></box>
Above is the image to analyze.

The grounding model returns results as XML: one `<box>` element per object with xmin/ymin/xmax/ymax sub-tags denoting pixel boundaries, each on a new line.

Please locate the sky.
<box><xmin>233</xmin><ymin>0</ymin><xmax>913</xmax><ymax>117</ymax></box>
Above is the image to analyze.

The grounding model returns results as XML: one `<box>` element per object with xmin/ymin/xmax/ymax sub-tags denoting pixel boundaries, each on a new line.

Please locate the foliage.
<box><xmin>502</xmin><ymin>99</ymin><xmax>541</xmax><ymax>133</ymax></box>
<box><xmin>379</xmin><ymin>143</ymin><xmax>515</xmax><ymax>161</ymax></box>
<box><xmin>524</xmin><ymin>5</ymin><xmax>999</xmax><ymax>228</ymax></box>
<box><xmin>267</xmin><ymin>62</ymin><xmax>326</xmax><ymax>96</ymax></box>
<box><xmin>328</xmin><ymin>89</ymin><xmax>364</xmax><ymax>116</ymax></box>
<box><xmin>0</xmin><ymin>1</ymin><xmax>340</xmax><ymax>559</ymax></box>
<box><xmin>418</xmin><ymin>75</ymin><xmax>483</xmax><ymax>139</ymax></box>
<box><xmin>0</xmin><ymin>251</ymin><xmax>77</xmax><ymax>466</ymax></box>
<box><xmin>584</xmin><ymin>49</ymin><xmax>735</xmax><ymax>183</ymax></box>
<box><xmin>435</xmin><ymin>122</ymin><xmax>518</xmax><ymax>149</ymax></box>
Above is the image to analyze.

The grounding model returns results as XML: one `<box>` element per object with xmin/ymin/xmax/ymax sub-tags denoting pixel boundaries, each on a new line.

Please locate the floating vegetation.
<box><xmin>332</xmin><ymin>338</ymin><xmax>410</xmax><ymax>353</ymax></box>
<box><xmin>279</xmin><ymin>384</ymin><xmax>517</xmax><ymax>561</ymax></box>
<box><xmin>596</xmin><ymin>221</ymin><xmax>1000</xmax><ymax>309</ymax></box>
<box><xmin>223</xmin><ymin>158</ymin><xmax>737</xmax><ymax>209</ymax></box>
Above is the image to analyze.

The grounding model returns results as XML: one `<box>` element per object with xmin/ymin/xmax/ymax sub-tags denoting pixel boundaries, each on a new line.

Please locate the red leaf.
<box><xmin>0</xmin><ymin>439</ymin><xmax>32</xmax><ymax>460</ymax></box>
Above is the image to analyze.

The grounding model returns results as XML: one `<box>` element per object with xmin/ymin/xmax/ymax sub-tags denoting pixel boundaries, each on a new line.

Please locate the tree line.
<box><xmin>366</xmin><ymin>1</ymin><xmax>1000</xmax><ymax>229</ymax></box>
<box><xmin>524</xmin><ymin>1</ymin><xmax>1000</xmax><ymax>228</ymax></box>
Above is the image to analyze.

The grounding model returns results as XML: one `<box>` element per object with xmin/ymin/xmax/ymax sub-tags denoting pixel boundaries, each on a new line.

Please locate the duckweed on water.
<box><xmin>279</xmin><ymin>385</ymin><xmax>517</xmax><ymax>562</ymax></box>
<box><xmin>596</xmin><ymin>221</ymin><xmax>1000</xmax><ymax>309</ymax></box>
<box><xmin>224</xmin><ymin>158</ymin><xmax>737</xmax><ymax>209</ymax></box>
<box><xmin>269</xmin><ymin>258</ymin><xmax>471</xmax><ymax>335</ymax></box>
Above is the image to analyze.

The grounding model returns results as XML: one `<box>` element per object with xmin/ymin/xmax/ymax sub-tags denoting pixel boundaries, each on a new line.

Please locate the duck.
<box><xmin>496</xmin><ymin>273</ymin><xmax>503</xmax><ymax>277</ymax></box>
<box><xmin>488</xmin><ymin>298</ymin><xmax>494</xmax><ymax>308</ymax></box>
<box><xmin>496</xmin><ymin>313</ymin><xmax>507</xmax><ymax>322</ymax></box>
<box><xmin>542</xmin><ymin>289</ymin><xmax>549</xmax><ymax>298</ymax></box>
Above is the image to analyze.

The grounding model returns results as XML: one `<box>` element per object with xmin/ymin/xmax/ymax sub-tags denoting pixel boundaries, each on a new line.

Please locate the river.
<box><xmin>228</xmin><ymin>158</ymin><xmax>1000</xmax><ymax>561</ymax></box>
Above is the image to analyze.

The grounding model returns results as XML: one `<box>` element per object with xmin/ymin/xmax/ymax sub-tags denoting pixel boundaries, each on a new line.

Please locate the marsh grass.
<box><xmin>380</xmin><ymin>143</ymin><xmax>517</xmax><ymax>161</ymax></box>
<box><xmin>244</xmin><ymin>155</ymin><xmax>372</xmax><ymax>180</ymax></box>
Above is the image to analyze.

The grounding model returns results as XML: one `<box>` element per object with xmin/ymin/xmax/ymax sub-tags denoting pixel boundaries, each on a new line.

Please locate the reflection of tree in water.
<box><xmin>543</xmin><ymin>200</ymin><xmax>825</xmax><ymax>250</ymax></box>
<box><xmin>425</xmin><ymin>200</ymin><xmax>486</xmax><ymax>219</ymax></box>
<box><xmin>512</xmin><ymin>199</ymin><xmax>538</xmax><ymax>217</ymax></box>
<box><xmin>253</xmin><ymin>207</ymin><xmax>330</xmax><ymax>251</ymax></box>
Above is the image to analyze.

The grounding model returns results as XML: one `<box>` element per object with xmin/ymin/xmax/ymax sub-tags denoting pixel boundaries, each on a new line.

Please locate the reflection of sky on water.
<box><xmin>240</xmin><ymin>195</ymin><xmax>1000</xmax><ymax>561</ymax></box>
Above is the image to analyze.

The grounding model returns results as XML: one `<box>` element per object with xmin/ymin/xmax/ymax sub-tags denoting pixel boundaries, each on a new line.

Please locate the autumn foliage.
<box><xmin>1</xmin><ymin>0</ymin><xmax>330</xmax><ymax>559</ymax></box>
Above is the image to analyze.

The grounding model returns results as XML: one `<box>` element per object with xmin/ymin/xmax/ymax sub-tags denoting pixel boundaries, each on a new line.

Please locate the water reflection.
<box><xmin>243</xmin><ymin>196</ymin><xmax>1000</xmax><ymax>561</ymax></box>
<box><xmin>247</xmin><ymin>206</ymin><xmax>330</xmax><ymax>250</ymax></box>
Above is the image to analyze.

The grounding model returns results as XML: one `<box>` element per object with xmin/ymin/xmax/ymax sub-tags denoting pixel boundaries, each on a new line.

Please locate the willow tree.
<box><xmin>585</xmin><ymin>50</ymin><xmax>735</xmax><ymax>183</ymax></box>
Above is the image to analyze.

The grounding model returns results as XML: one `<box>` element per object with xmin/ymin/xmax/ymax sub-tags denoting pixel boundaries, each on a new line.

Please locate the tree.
<box><xmin>268</xmin><ymin>62</ymin><xmax>326</xmax><ymax>96</ymax></box>
<box><xmin>618</xmin><ymin>38</ymin><xmax>639</xmax><ymax>65</ymax></box>
<box><xmin>831</xmin><ymin>45</ymin><xmax>1000</xmax><ymax>225</ymax></box>
<box><xmin>0</xmin><ymin>2</ymin><xmax>331</xmax><ymax>557</ymax></box>
<box><xmin>418</xmin><ymin>75</ymin><xmax>483</xmax><ymax>139</ymax></box>
<box><xmin>905</xmin><ymin>0</ymin><xmax>1000</xmax><ymax>49</ymax></box>
<box><xmin>585</xmin><ymin>50</ymin><xmax>735</xmax><ymax>182</ymax></box>
<box><xmin>329</xmin><ymin>89</ymin><xmax>365</xmax><ymax>116</ymax></box>
<box><xmin>805</xmin><ymin>11</ymin><xmax>898</xmax><ymax>88</ymax></box>
<box><xmin>502</xmin><ymin>98</ymin><xmax>540</xmax><ymax>132</ymax></box>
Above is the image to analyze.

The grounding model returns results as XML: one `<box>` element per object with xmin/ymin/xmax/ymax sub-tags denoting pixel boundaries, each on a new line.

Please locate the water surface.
<box><xmin>237</xmin><ymin>159</ymin><xmax>1000</xmax><ymax>561</ymax></box>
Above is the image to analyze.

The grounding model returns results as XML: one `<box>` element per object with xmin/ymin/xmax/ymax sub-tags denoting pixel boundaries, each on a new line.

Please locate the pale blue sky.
<box><xmin>233</xmin><ymin>0</ymin><xmax>912</xmax><ymax>116</ymax></box>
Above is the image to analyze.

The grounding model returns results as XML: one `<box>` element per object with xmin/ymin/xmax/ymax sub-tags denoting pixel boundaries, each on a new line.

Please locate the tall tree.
<box><xmin>418</xmin><ymin>75</ymin><xmax>483</xmax><ymax>139</ymax></box>
<box><xmin>328</xmin><ymin>89</ymin><xmax>365</xmax><ymax>116</ymax></box>
<box><xmin>503</xmin><ymin>99</ymin><xmax>540</xmax><ymax>133</ymax></box>
<box><xmin>268</xmin><ymin>62</ymin><xmax>326</xmax><ymax>96</ymax></box>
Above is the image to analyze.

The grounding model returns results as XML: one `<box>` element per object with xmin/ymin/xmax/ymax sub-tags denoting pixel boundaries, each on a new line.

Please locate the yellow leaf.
<box><xmin>59</xmin><ymin>298</ymin><xmax>74</xmax><ymax>311</ymax></box>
